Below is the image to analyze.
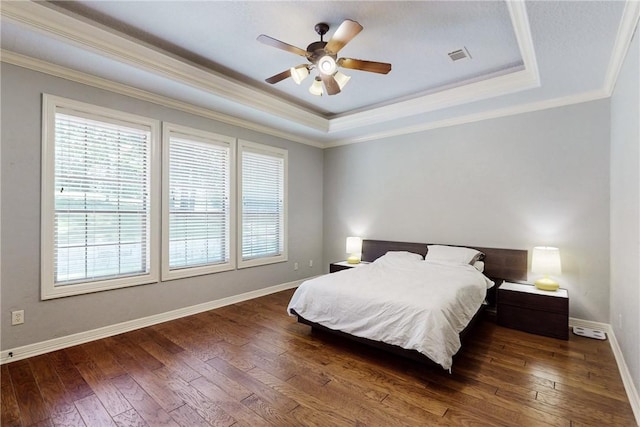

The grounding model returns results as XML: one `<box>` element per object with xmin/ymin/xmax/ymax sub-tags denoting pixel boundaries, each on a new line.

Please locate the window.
<box><xmin>41</xmin><ymin>95</ymin><xmax>160</xmax><ymax>299</ymax></box>
<box><xmin>238</xmin><ymin>140</ymin><xmax>288</xmax><ymax>268</ymax></box>
<box><xmin>162</xmin><ymin>124</ymin><xmax>235</xmax><ymax>280</ymax></box>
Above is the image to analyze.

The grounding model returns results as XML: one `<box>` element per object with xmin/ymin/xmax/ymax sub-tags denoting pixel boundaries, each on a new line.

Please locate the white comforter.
<box><xmin>287</xmin><ymin>256</ymin><xmax>493</xmax><ymax>369</ymax></box>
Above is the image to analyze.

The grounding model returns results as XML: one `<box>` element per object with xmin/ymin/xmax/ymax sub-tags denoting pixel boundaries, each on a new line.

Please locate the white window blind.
<box><xmin>54</xmin><ymin>113</ymin><xmax>152</xmax><ymax>285</ymax></box>
<box><xmin>239</xmin><ymin>141</ymin><xmax>287</xmax><ymax>267</ymax></box>
<box><xmin>42</xmin><ymin>95</ymin><xmax>159</xmax><ymax>299</ymax></box>
<box><xmin>167</xmin><ymin>135</ymin><xmax>231</xmax><ymax>272</ymax></box>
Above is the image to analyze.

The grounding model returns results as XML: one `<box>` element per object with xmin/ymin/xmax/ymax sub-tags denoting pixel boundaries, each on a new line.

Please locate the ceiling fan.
<box><xmin>257</xmin><ymin>19</ymin><xmax>392</xmax><ymax>96</ymax></box>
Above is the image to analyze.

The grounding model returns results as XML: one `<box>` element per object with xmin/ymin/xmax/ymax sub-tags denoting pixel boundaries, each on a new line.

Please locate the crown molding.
<box><xmin>603</xmin><ymin>0</ymin><xmax>640</xmax><ymax>96</ymax></box>
<box><xmin>325</xmin><ymin>89</ymin><xmax>609</xmax><ymax>148</ymax></box>
<box><xmin>1</xmin><ymin>50</ymin><xmax>325</xmax><ymax>149</ymax></box>
<box><xmin>0</xmin><ymin>0</ymin><xmax>329</xmax><ymax>133</ymax></box>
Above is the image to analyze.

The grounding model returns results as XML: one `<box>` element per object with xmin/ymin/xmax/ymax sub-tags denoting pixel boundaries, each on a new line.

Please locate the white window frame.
<box><xmin>161</xmin><ymin>123</ymin><xmax>236</xmax><ymax>280</ymax></box>
<box><xmin>237</xmin><ymin>140</ymin><xmax>288</xmax><ymax>269</ymax></box>
<box><xmin>41</xmin><ymin>94</ymin><xmax>161</xmax><ymax>300</ymax></box>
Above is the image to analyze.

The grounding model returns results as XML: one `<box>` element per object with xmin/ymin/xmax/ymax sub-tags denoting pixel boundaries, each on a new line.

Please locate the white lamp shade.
<box><xmin>290</xmin><ymin>66</ymin><xmax>309</xmax><ymax>85</ymax></box>
<box><xmin>346</xmin><ymin>236</ymin><xmax>362</xmax><ymax>254</ymax></box>
<box><xmin>531</xmin><ymin>246</ymin><xmax>562</xmax><ymax>275</ymax></box>
<box><xmin>309</xmin><ymin>78</ymin><xmax>323</xmax><ymax>96</ymax></box>
<box><xmin>334</xmin><ymin>70</ymin><xmax>351</xmax><ymax>90</ymax></box>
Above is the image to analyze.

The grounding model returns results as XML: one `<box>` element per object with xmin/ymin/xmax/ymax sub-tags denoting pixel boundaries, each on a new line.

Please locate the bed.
<box><xmin>288</xmin><ymin>239</ymin><xmax>527</xmax><ymax>370</ymax></box>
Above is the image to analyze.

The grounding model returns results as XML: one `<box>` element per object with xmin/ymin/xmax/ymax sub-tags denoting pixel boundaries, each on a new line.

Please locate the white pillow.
<box><xmin>373</xmin><ymin>251</ymin><xmax>424</xmax><ymax>265</ymax></box>
<box><xmin>425</xmin><ymin>245</ymin><xmax>483</xmax><ymax>265</ymax></box>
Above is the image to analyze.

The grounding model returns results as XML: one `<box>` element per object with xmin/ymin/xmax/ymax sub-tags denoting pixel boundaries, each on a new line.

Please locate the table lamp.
<box><xmin>531</xmin><ymin>246</ymin><xmax>562</xmax><ymax>291</ymax></box>
<box><xmin>346</xmin><ymin>237</ymin><xmax>362</xmax><ymax>264</ymax></box>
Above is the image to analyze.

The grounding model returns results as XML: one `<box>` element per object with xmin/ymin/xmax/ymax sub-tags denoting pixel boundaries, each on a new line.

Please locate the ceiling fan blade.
<box><xmin>257</xmin><ymin>34</ymin><xmax>308</xmax><ymax>57</ymax></box>
<box><xmin>325</xmin><ymin>19</ymin><xmax>363</xmax><ymax>54</ymax></box>
<box><xmin>338</xmin><ymin>58</ymin><xmax>392</xmax><ymax>74</ymax></box>
<box><xmin>320</xmin><ymin>74</ymin><xmax>341</xmax><ymax>95</ymax></box>
<box><xmin>265</xmin><ymin>69</ymin><xmax>292</xmax><ymax>84</ymax></box>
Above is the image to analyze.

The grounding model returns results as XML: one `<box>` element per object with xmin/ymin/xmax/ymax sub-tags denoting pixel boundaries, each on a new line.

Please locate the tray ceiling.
<box><xmin>1</xmin><ymin>1</ymin><xmax>636</xmax><ymax>147</ymax></box>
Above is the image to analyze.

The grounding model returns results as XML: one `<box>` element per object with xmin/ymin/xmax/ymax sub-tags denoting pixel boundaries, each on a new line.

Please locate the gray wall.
<box><xmin>0</xmin><ymin>63</ymin><xmax>324</xmax><ymax>350</ymax></box>
<box><xmin>610</xmin><ymin>26</ymin><xmax>640</xmax><ymax>396</ymax></box>
<box><xmin>324</xmin><ymin>100</ymin><xmax>611</xmax><ymax>322</ymax></box>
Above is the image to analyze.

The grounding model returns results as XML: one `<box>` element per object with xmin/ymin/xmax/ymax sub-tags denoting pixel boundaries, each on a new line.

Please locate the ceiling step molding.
<box><xmin>603</xmin><ymin>0</ymin><xmax>640</xmax><ymax>96</ymax></box>
<box><xmin>325</xmin><ymin>88</ymin><xmax>610</xmax><ymax>148</ymax></box>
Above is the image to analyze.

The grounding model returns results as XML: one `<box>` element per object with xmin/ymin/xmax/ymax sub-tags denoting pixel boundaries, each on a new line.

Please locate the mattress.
<box><xmin>287</xmin><ymin>254</ymin><xmax>494</xmax><ymax>369</ymax></box>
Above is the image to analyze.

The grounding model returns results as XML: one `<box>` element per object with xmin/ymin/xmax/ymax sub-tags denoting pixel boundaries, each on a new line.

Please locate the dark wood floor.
<box><xmin>1</xmin><ymin>288</ymin><xmax>636</xmax><ymax>426</ymax></box>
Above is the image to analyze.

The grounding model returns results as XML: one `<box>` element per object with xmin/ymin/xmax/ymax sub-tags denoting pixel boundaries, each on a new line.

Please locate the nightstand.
<box><xmin>497</xmin><ymin>282</ymin><xmax>569</xmax><ymax>340</ymax></box>
<box><xmin>329</xmin><ymin>261</ymin><xmax>369</xmax><ymax>273</ymax></box>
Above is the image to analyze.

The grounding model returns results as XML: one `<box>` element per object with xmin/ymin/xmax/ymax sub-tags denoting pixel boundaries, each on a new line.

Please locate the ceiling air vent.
<box><xmin>448</xmin><ymin>47</ymin><xmax>471</xmax><ymax>62</ymax></box>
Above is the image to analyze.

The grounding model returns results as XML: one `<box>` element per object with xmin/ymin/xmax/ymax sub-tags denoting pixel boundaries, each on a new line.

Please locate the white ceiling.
<box><xmin>1</xmin><ymin>1</ymin><xmax>638</xmax><ymax>147</ymax></box>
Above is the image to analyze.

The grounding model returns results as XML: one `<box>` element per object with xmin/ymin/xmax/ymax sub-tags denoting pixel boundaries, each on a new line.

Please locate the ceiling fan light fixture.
<box><xmin>259</xmin><ymin>20</ymin><xmax>391</xmax><ymax>96</ymax></box>
<box><xmin>334</xmin><ymin>70</ymin><xmax>351</xmax><ymax>90</ymax></box>
<box><xmin>317</xmin><ymin>55</ymin><xmax>337</xmax><ymax>75</ymax></box>
<box><xmin>290</xmin><ymin>65</ymin><xmax>309</xmax><ymax>85</ymax></box>
<box><xmin>309</xmin><ymin>77</ymin><xmax>323</xmax><ymax>96</ymax></box>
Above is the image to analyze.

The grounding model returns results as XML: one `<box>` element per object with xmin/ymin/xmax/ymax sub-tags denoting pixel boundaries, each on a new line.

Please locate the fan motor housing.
<box><xmin>306</xmin><ymin>41</ymin><xmax>336</xmax><ymax>63</ymax></box>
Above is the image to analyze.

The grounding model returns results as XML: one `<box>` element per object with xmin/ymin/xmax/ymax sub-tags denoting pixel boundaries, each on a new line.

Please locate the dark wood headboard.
<box><xmin>361</xmin><ymin>239</ymin><xmax>527</xmax><ymax>283</ymax></box>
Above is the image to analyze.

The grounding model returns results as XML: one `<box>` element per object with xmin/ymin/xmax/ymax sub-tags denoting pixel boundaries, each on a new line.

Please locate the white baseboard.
<box><xmin>570</xmin><ymin>317</ymin><xmax>640</xmax><ymax>425</ymax></box>
<box><xmin>0</xmin><ymin>278</ymin><xmax>306</xmax><ymax>364</ymax></box>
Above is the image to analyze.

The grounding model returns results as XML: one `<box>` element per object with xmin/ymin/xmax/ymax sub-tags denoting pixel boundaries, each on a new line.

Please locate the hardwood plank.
<box><xmin>207</xmin><ymin>357</ymin><xmax>299</xmax><ymax>413</ymax></box>
<box><xmin>73</xmin><ymin>359</ymin><xmax>132</xmax><ymax>417</ymax></box>
<box><xmin>168</xmin><ymin>404</ymin><xmax>210</xmax><ymax>427</ymax></box>
<box><xmin>408</xmin><ymin>361</ymin><xmax>571</xmax><ymax>426</ymax></box>
<box><xmin>29</xmin><ymin>354</ymin><xmax>87</xmax><ymax>427</ymax></box>
<box><xmin>49</xmin><ymin>351</ymin><xmax>94</xmax><ymax>402</ymax></box>
<box><xmin>74</xmin><ymin>394</ymin><xmax>117</xmax><ymax>426</ymax></box>
<box><xmin>190</xmin><ymin>376</ymin><xmax>278</xmax><ymax>427</ymax></box>
<box><xmin>153</xmin><ymin>367</ymin><xmax>236</xmax><ymax>427</ymax></box>
<box><xmin>50</xmin><ymin>404</ymin><xmax>87</xmax><ymax>427</ymax></box>
<box><xmin>105</xmin><ymin>338</ymin><xmax>184</xmax><ymax>412</ymax></box>
<box><xmin>239</xmin><ymin>393</ymin><xmax>300</xmax><ymax>427</ymax></box>
<box><xmin>288</xmin><ymin>404</ymin><xmax>354</xmax><ymax>427</ymax></box>
<box><xmin>110</xmin><ymin>374</ymin><xmax>180</xmax><ymax>427</ymax></box>
<box><xmin>172</xmin><ymin>351</ymin><xmax>252</xmax><ymax>401</ymax></box>
<box><xmin>113</xmin><ymin>408</ymin><xmax>149</xmax><ymax>427</ymax></box>
<box><xmin>138</xmin><ymin>327</ymin><xmax>186</xmax><ymax>354</ymax></box>
<box><xmin>534</xmin><ymin>387</ymin><xmax>636</xmax><ymax>425</ymax></box>
<box><xmin>81</xmin><ymin>340</ymin><xmax>127</xmax><ymax>379</ymax></box>
<box><xmin>106</xmin><ymin>335</ymin><xmax>164</xmax><ymax>371</ymax></box>
<box><xmin>1</xmin><ymin>364</ymin><xmax>23</xmax><ymax>427</ymax></box>
<box><xmin>281</xmin><ymin>330</ymin><xmax>451</xmax><ymax>417</ymax></box>
<box><xmin>138</xmin><ymin>340</ymin><xmax>201</xmax><ymax>383</ymax></box>
<box><xmin>234</xmin><ymin>368</ymin><xmax>354</xmax><ymax>426</ymax></box>
<box><xmin>7</xmin><ymin>359</ymin><xmax>49</xmax><ymax>425</ymax></box>
<box><xmin>285</xmin><ymin>371</ymin><xmax>421</xmax><ymax>426</ymax></box>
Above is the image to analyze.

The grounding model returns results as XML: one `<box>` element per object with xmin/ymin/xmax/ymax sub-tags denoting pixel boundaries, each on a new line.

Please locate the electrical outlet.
<box><xmin>294</xmin><ymin>262</ymin><xmax>298</xmax><ymax>271</ymax></box>
<box><xmin>309</xmin><ymin>260</ymin><xmax>313</xmax><ymax>268</ymax></box>
<box><xmin>12</xmin><ymin>310</ymin><xmax>24</xmax><ymax>325</ymax></box>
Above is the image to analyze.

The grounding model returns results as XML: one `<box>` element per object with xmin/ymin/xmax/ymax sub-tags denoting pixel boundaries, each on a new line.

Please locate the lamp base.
<box><xmin>534</xmin><ymin>277</ymin><xmax>559</xmax><ymax>291</ymax></box>
<box><xmin>347</xmin><ymin>255</ymin><xmax>360</xmax><ymax>264</ymax></box>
